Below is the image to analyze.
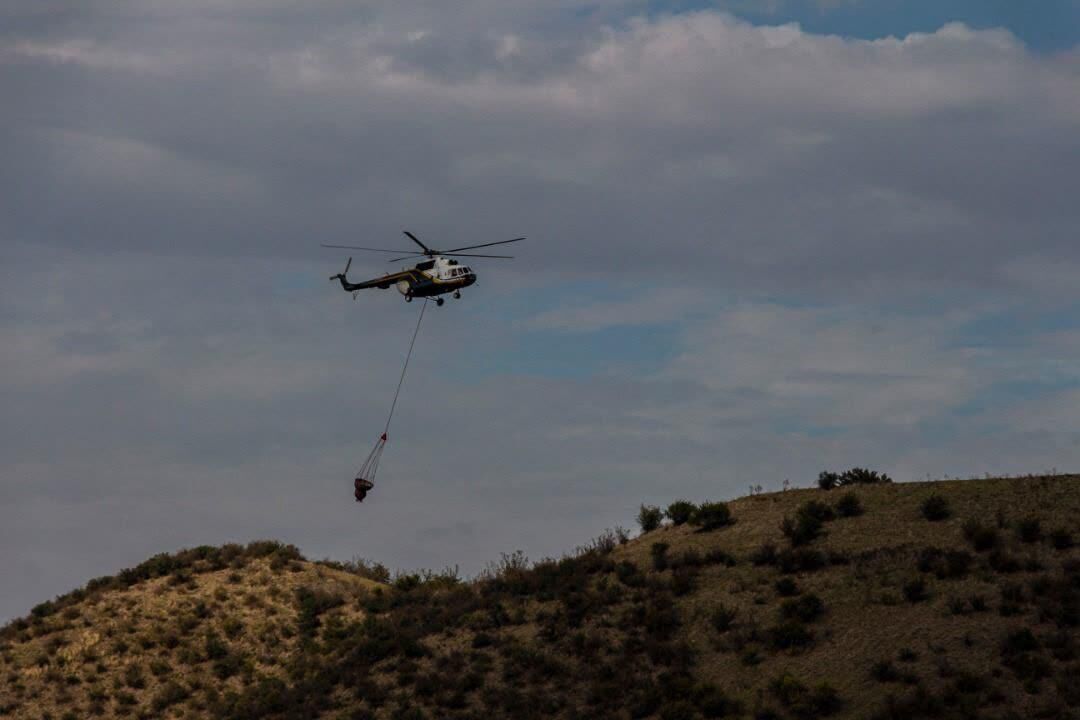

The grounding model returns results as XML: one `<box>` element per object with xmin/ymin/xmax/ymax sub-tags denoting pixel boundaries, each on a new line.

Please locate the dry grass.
<box><xmin>0</xmin><ymin>556</ymin><xmax>378</xmax><ymax>719</ymax></box>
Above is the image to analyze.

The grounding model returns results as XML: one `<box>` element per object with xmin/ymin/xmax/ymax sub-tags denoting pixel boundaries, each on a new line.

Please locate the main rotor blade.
<box><xmin>402</xmin><ymin>231</ymin><xmax>433</xmax><ymax>253</ymax></box>
<box><xmin>441</xmin><ymin>237</ymin><xmax>525</xmax><ymax>253</ymax></box>
<box><xmin>387</xmin><ymin>254</ymin><xmax>426</xmax><ymax>263</ymax></box>
<box><xmin>442</xmin><ymin>252</ymin><xmax>514</xmax><ymax>258</ymax></box>
<box><xmin>320</xmin><ymin>244</ymin><xmax>413</xmax><ymax>254</ymax></box>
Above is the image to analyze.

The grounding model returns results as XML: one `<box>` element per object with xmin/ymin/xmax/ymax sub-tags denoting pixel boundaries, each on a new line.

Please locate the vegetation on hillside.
<box><xmin>2</xmin><ymin>474</ymin><xmax>1078</xmax><ymax>720</ymax></box>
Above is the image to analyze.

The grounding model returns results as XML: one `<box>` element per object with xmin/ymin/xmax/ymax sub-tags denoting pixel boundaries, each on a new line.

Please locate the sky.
<box><xmin>2</xmin><ymin>1</ymin><xmax>1079</xmax><ymax>621</ymax></box>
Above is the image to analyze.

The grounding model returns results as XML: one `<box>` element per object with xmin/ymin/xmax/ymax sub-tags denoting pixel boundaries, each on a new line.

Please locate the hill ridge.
<box><xmin>2</xmin><ymin>475</ymin><xmax>1079</xmax><ymax>719</ymax></box>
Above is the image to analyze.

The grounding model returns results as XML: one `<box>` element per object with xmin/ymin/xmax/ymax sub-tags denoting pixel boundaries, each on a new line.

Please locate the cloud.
<box><xmin>2</xmin><ymin>3</ymin><xmax>1080</xmax><ymax>620</ymax></box>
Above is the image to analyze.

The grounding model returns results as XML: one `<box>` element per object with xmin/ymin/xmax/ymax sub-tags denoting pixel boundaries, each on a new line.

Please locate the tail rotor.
<box><xmin>330</xmin><ymin>257</ymin><xmax>353</xmax><ymax>281</ymax></box>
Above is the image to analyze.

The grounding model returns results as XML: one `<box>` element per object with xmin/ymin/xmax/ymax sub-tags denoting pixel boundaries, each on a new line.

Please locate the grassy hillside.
<box><xmin>2</xmin><ymin>475</ymin><xmax>1079</xmax><ymax>720</ymax></box>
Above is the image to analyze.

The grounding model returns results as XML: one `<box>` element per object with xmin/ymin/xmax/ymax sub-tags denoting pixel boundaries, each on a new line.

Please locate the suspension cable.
<box><xmin>383</xmin><ymin>298</ymin><xmax>428</xmax><ymax>438</ymax></box>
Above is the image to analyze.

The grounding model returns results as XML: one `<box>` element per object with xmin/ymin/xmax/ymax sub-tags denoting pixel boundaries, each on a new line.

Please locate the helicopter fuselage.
<box><xmin>394</xmin><ymin>256</ymin><xmax>476</xmax><ymax>298</ymax></box>
<box><xmin>333</xmin><ymin>255</ymin><xmax>476</xmax><ymax>302</ymax></box>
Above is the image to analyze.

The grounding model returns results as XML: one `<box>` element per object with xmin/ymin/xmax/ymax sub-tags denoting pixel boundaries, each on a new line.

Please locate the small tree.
<box><xmin>665</xmin><ymin>501</ymin><xmax>697</xmax><ymax>526</ymax></box>
<box><xmin>838</xmin><ymin>467</ymin><xmax>892</xmax><ymax>485</ymax></box>
<box><xmin>691</xmin><ymin>502</ymin><xmax>733</xmax><ymax>531</ymax></box>
<box><xmin>818</xmin><ymin>471</ymin><xmax>840</xmax><ymax>490</ymax></box>
<box><xmin>637</xmin><ymin>505</ymin><xmax>663</xmax><ymax>533</ymax></box>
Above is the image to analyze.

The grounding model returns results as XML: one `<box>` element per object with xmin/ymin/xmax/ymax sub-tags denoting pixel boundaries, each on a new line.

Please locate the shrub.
<box><xmin>650</xmin><ymin>542</ymin><xmax>670</xmax><ymax>571</ymax></box>
<box><xmin>988</xmin><ymin>548</ymin><xmax>1022</xmax><ymax>574</ymax></box>
<box><xmin>916</xmin><ymin>547</ymin><xmax>972</xmax><ymax>580</ymax></box>
<box><xmin>151</xmin><ymin>681</ymin><xmax>189</xmax><ymax>713</ymax></box>
<box><xmin>1017</xmin><ymin>518</ymin><xmax>1042</xmax><ymax>544</ymax></box>
<box><xmin>838</xmin><ymin>468</ymin><xmax>892</xmax><ymax>486</ymax></box>
<box><xmin>337</xmin><ymin>556</ymin><xmax>392</xmax><ymax>583</ymax></box>
<box><xmin>122</xmin><ymin>664</ymin><xmax>145</xmax><ymax>689</ymax></box>
<box><xmin>615</xmin><ymin>561</ymin><xmax>646</xmax><ymax>588</ymax></box>
<box><xmin>222</xmin><ymin>616</ymin><xmax>243</xmax><ymax>639</ymax></box>
<box><xmin>897</xmin><ymin>648</ymin><xmax>918</xmax><ymax>662</ymax></box>
<box><xmin>638</xmin><ymin>505</ymin><xmax>663</xmax><ymax>533</ymax></box>
<box><xmin>704</xmin><ymin>548</ymin><xmax>737</xmax><ymax>566</ymax></box>
<box><xmin>205</xmin><ymin>632</ymin><xmax>228</xmax><ymax>660</ymax></box>
<box><xmin>780</xmin><ymin>594</ymin><xmax>825</xmax><ymax>623</ymax></box>
<box><xmin>999</xmin><ymin>582</ymin><xmax>1024</xmax><ymax>616</ymax></box>
<box><xmin>769</xmin><ymin>621</ymin><xmax>814</xmax><ymax>650</ymax></box>
<box><xmin>800</xmin><ymin>500</ymin><xmax>836</xmax><ymax>523</ymax></box>
<box><xmin>711</xmin><ymin>605</ymin><xmax>738</xmax><ymax>633</ymax></box>
<box><xmin>670</xmin><ymin>549</ymin><xmax>703</xmax><ymax>570</ymax></box>
<box><xmin>817</xmin><ymin>471</ymin><xmax>840</xmax><ymax>490</ymax></box>
<box><xmin>962</xmin><ymin>519</ymin><xmax>999</xmax><ymax>552</ymax></box>
<box><xmin>659</xmin><ymin>700</ymin><xmax>698</xmax><ymax>720</ymax></box>
<box><xmin>871</xmin><ymin>660</ymin><xmax>900</xmax><ymax>682</ymax></box>
<box><xmin>775</xmin><ymin>578</ymin><xmax>800</xmax><ymax>597</ymax></box>
<box><xmin>692</xmin><ymin>683</ymin><xmax>742</xmax><ymax>718</ymax></box>
<box><xmin>1050</xmin><ymin>528</ymin><xmax>1074</xmax><ymax>550</ymax></box>
<box><xmin>947</xmin><ymin>597</ymin><xmax>969</xmax><ymax>615</ymax></box>
<box><xmin>770</xmin><ymin>674</ymin><xmax>841</xmax><ymax>717</ymax></box>
<box><xmin>692</xmin><ymin>502</ymin><xmax>733</xmax><ymax>531</ymax></box>
<box><xmin>834</xmin><ymin>492</ymin><xmax>863</xmax><ymax>518</ymax></box>
<box><xmin>902</xmin><ymin>578</ymin><xmax>928</xmax><ymax>604</ymax></box>
<box><xmin>1000</xmin><ymin>628</ymin><xmax>1051</xmax><ymax>685</ymax></box>
<box><xmin>30</xmin><ymin>601</ymin><xmax>56</xmax><ymax>620</ymax></box>
<box><xmin>920</xmin><ymin>495</ymin><xmax>950</xmax><ymax>521</ymax></box>
<box><xmin>296</xmin><ymin>586</ymin><xmax>344</xmax><ymax>640</ymax></box>
<box><xmin>781</xmin><ymin>513</ymin><xmax>822</xmax><ymax>548</ymax></box>
<box><xmin>777</xmin><ymin>548</ymin><xmax>827</xmax><ymax>575</ymax></box>
<box><xmin>751</xmin><ymin>542</ymin><xmax>779</xmax><ymax>567</ymax></box>
<box><xmin>212</xmin><ymin>652</ymin><xmax>243</xmax><ymax>680</ymax></box>
<box><xmin>1001</xmin><ymin>628</ymin><xmax>1039</xmax><ymax>656</ymax></box>
<box><xmin>671</xmin><ymin>566</ymin><xmax>698</xmax><ymax>597</ymax></box>
<box><xmin>666</xmin><ymin>501</ymin><xmax>697</xmax><ymax>526</ymax></box>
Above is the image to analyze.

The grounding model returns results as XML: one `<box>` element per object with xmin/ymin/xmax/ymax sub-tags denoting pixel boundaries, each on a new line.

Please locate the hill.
<box><xmin>2</xmin><ymin>475</ymin><xmax>1078</xmax><ymax>719</ymax></box>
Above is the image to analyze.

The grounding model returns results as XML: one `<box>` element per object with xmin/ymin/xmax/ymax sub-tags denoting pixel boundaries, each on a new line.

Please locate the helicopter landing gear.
<box><xmin>435</xmin><ymin>297</ymin><xmax>445</xmax><ymax>307</ymax></box>
<box><xmin>453</xmin><ymin>290</ymin><xmax>461</xmax><ymax>299</ymax></box>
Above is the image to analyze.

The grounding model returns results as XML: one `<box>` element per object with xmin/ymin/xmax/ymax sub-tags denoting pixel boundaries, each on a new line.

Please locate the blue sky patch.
<box><xmin>649</xmin><ymin>0</ymin><xmax>1080</xmax><ymax>51</ymax></box>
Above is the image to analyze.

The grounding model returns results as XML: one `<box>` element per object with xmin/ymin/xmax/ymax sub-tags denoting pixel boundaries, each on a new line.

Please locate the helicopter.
<box><xmin>322</xmin><ymin>231</ymin><xmax>525</xmax><ymax>306</ymax></box>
